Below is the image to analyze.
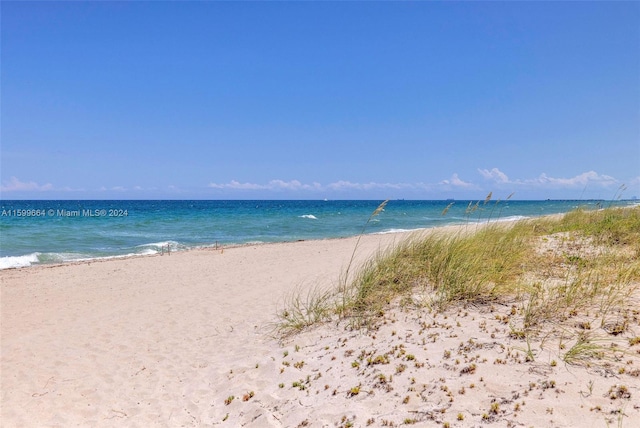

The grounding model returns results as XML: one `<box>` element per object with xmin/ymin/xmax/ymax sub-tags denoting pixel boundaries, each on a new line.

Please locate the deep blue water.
<box><xmin>0</xmin><ymin>199</ymin><xmax>636</xmax><ymax>269</ymax></box>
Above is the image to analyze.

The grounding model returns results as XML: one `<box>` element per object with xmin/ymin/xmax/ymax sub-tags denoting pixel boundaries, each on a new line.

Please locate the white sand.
<box><xmin>1</xmin><ymin>230</ymin><xmax>639</xmax><ymax>427</ymax></box>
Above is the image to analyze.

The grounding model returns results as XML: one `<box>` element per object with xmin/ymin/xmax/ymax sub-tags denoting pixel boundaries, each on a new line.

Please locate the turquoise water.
<box><xmin>0</xmin><ymin>199</ymin><xmax>635</xmax><ymax>269</ymax></box>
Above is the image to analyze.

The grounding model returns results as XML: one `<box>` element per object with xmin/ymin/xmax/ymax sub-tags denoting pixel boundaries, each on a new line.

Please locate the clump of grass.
<box><xmin>367</xmin><ymin>355</ymin><xmax>389</xmax><ymax>365</ymax></box>
<box><xmin>275</xmin><ymin>284</ymin><xmax>335</xmax><ymax>336</ymax></box>
<box><xmin>516</xmin><ymin>208</ymin><xmax>639</xmax><ymax>352</ymax></box>
<box><xmin>347</xmin><ymin>385</ymin><xmax>361</xmax><ymax>397</ymax></box>
<box><xmin>563</xmin><ymin>332</ymin><xmax>605</xmax><ymax>365</ymax></box>
<box><xmin>607</xmin><ymin>384</ymin><xmax>631</xmax><ymax>400</ymax></box>
<box><xmin>342</xmin><ymin>208</ymin><xmax>531</xmax><ymax>319</ymax></box>
<box><xmin>554</xmin><ymin>205</ymin><xmax>640</xmax><ymax>248</ymax></box>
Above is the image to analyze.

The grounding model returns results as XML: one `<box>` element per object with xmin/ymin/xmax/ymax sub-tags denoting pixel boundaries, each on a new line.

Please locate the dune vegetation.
<box><xmin>278</xmin><ymin>197</ymin><xmax>640</xmax><ymax>367</ymax></box>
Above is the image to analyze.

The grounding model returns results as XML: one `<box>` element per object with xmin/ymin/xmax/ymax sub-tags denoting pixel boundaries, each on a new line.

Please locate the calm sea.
<box><xmin>0</xmin><ymin>199</ymin><xmax>635</xmax><ymax>269</ymax></box>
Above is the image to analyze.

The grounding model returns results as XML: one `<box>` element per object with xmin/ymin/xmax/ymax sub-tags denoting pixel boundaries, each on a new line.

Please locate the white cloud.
<box><xmin>268</xmin><ymin>179</ymin><xmax>322</xmax><ymax>191</ymax></box>
<box><xmin>478</xmin><ymin>168</ymin><xmax>619</xmax><ymax>189</ymax></box>
<box><xmin>209</xmin><ymin>179</ymin><xmax>322</xmax><ymax>191</ymax></box>
<box><xmin>208</xmin><ymin>179</ymin><xmax>418</xmax><ymax>193</ymax></box>
<box><xmin>98</xmin><ymin>185</ymin><xmax>127</xmax><ymax>192</ymax></box>
<box><xmin>0</xmin><ymin>176</ymin><xmax>53</xmax><ymax>192</ymax></box>
<box><xmin>439</xmin><ymin>173</ymin><xmax>474</xmax><ymax>188</ymax></box>
<box><xmin>326</xmin><ymin>180</ymin><xmax>359</xmax><ymax>190</ymax></box>
<box><xmin>532</xmin><ymin>171</ymin><xmax>617</xmax><ymax>187</ymax></box>
<box><xmin>478</xmin><ymin>168</ymin><xmax>510</xmax><ymax>183</ymax></box>
<box><xmin>209</xmin><ymin>180</ymin><xmax>264</xmax><ymax>190</ymax></box>
<box><xmin>327</xmin><ymin>181</ymin><xmax>416</xmax><ymax>191</ymax></box>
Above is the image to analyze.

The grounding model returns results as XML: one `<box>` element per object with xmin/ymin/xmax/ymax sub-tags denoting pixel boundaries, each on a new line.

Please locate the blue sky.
<box><xmin>2</xmin><ymin>1</ymin><xmax>639</xmax><ymax>200</ymax></box>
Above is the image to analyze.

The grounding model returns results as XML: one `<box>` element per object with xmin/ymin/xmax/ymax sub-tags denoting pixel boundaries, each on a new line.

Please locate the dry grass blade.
<box><xmin>371</xmin><ymin>199</ymin><xmax>389</xmax><ymax>218</ymax></box>
<box><xmin>483</xmin><ymin>191</ymin><xmax>493</xmax><ymax>205</ymax></box>
<box><xmin>441</xmin><ymin>202</ymin><xmax>455</xmax><ymax>217</ymax></box>
<box><xmin>342</xmin><ymin>200</ymin><xmax>390</xmax><ymax>287</ymax></box>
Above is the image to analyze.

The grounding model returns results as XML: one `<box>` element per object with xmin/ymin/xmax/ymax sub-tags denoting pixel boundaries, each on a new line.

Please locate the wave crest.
<box><xmin>0</xmin><ymin>253</ymin><xmax>41</xmax><ymax>269</ymax></box>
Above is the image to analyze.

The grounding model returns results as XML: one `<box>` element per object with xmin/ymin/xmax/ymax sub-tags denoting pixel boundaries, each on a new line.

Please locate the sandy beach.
<box><xmin>1</xmin><ymin>229</ymin><xmax>639</xmax><ymax>427</ymax></box>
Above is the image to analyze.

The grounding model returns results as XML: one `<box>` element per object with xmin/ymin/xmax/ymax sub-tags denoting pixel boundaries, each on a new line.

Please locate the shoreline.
<box><xmin>0</xmin><ymin>228</ymin><xmax>421</xmax><ymax>272</ymax></box>
<box><xmin>0</xmin><ymin>210</ymin><xmax>555</xmax><ymax>272</ymax></box>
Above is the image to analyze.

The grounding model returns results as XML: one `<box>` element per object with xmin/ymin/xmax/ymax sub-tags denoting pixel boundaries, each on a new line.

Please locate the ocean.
<box><xmin>0</xmin><ymin>199</ymin><xmax>636</xmax><ymax>269</ymax></box>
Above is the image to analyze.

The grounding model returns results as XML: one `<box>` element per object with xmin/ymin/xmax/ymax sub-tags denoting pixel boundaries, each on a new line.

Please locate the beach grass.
<box><xmin>342</xmin><ymin>220</ymin><xmax>531</xmax><ymax>319</ymax></box>
<box><xmin>276</xmin><ymin>284</ymin><xmax>335</xmax><ymax>337</ymax></box>
<box><xmin>277</xmin><ymin>198</ymin><xmax>640</xmax><ymax>368</ymax></box>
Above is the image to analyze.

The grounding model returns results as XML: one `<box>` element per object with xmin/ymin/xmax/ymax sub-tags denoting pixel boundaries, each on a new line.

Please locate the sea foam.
<box><xmin>135</xmin><ymin>241</ymin><xmax>184</xmax><ymax>252</ymax></box>
<box><xmin>0</xmin><ymin>253</ymin><xmax>41</xmax><ymax>269</ymax></box>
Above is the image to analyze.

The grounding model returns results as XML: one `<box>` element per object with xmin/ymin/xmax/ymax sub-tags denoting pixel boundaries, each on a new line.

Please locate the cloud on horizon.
<box><xmin>478</xmin><ymin>168</ymin><xmax>620</xmax><ymax>188</ymax></box>
<box><xmin>3</xmin><ymin>170</ymin><xmax>638</xmax><ymax>198</ymax></box>
<box><xmin>0</xmin><ymin>176</ymin><xmax>54</xmax><ymax>192</ymax></box>
<box><xmin>439</xmin><ymin>173</ymin><xmax>476</xmax><ymax>189</ymax></box>
<box><xmin>209</xmin><ymin>179</ymin><xmax>430</xmax><ymax>193</ymax></box>
<box><xmin>208</xmin><ymin>179</ymin><xmax>323</xmax><ymax>191</ymax></box>
<box><xmin>208</xmin><ymin>169</ymin><xmax>629</xmax><ymax>195</ymax></box>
